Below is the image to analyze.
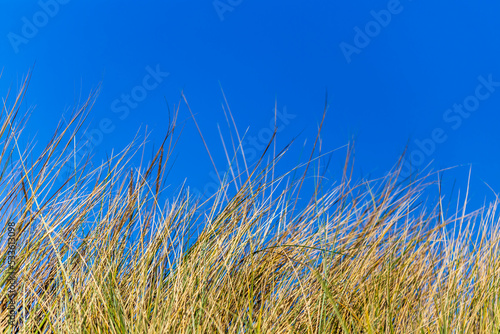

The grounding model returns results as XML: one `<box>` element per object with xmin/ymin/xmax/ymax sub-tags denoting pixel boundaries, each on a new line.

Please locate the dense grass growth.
<box><xmin>1</xmin><ymin>79</ymin><xmax>500</xmax><ymax>333</ymax></box>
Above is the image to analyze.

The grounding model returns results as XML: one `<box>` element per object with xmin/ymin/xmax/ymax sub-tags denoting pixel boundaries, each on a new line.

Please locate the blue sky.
<box><xmin>2</xmin><ymin>0</ymin><xmax>500</xmax><ymax>211</ymax></box>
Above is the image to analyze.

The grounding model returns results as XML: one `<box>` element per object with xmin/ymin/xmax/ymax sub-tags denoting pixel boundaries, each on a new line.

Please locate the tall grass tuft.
<box><xmin>1</xmin><ymin>78</ymin><xmax>500</xmax><ymax>333</ymax></box>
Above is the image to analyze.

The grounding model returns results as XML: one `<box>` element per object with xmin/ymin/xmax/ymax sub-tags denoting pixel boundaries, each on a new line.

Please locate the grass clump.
<box><xmin>1</xmin><ymin>78</ymin><xmax>500</xmax><ymax>333</ymax></box>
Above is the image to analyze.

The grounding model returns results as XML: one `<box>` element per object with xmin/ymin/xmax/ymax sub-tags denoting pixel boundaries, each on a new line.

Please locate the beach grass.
<box><xmin>1</xmin><ymin>78</ymin><xmax>500</xmax><ymax>333</ymax></box>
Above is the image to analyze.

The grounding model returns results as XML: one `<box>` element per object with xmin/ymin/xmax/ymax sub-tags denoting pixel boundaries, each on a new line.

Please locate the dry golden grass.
<box><xmin>1</xmin><ymin>77</ymin><xmax>500</xmax><ymax>333</ymax></box>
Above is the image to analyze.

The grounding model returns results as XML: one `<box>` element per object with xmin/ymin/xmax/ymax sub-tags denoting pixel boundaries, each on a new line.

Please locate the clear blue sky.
<box><xmin>2</xmin><ymin>0</ymin><xmax>500</xmax><ymax>210</ymax></box>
